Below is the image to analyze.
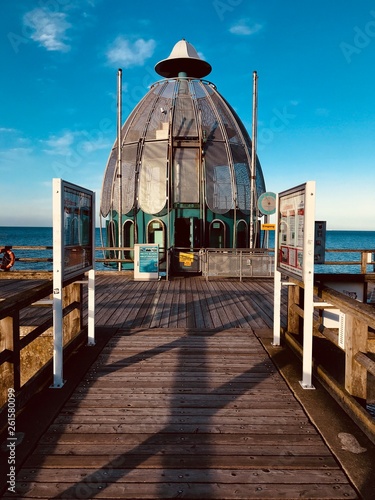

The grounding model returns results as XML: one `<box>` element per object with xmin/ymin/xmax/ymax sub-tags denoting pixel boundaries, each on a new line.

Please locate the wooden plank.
<box><xmin>93</xmin><ymin>277</ymin><xmax>134</xmax><ymax>326</ymax></box>
<box><xmin>194</xmin><ymin>278</ymin><xmax>214</xmax><ymax>329</ymax></box>
<box><xmin>39</xmin><ymin>431</ymin><xmax>324</xmax><ymax>446</ymax></box>
<box><xmin>219</xmin><ymin>281</ymin><xmax>252</xmax><ymax>328</ymax></box>
<box><xmin>118</xmin><ymin>281</ymin><xmax>152</xmax><ymax>329</ymax></box>
<box><xmin>149</xmin><ymin>280</ymin><xmax>170</xmax><ymax>329</ymax></box>
<box><xmin>16</xmin><ymin>467</ymin><xmax>353</xmax><ymax>484</ymax></box>
<box><xmin>5</xmin><ymin>326</ymin><xmax>357</xmax><ymax>499</ymax></box>
<box><xmin>209</xmin><ymin>281</ymin><xmax>235</xmax><ymax>329</ymax></box>
<box><xmin>161</xmin><ymin>280</ymin><xmax>175</xmax><ymax>328</ymax></box>
<box><xmin>225</xmin><ymin>281</ymin><xmax>267</xmax><ymax>329</ymax></box>
<box><xmin>23</xmin><ymin>453</ymin><xmax>339</xmax><ymax>469</ymax></box>
<box><xmin>7</xmin><ymin>475</ymin><xmax>357</xmax><ymax>499</ymax></box>
<box><xmin>1</xmin><ymin>279</ymin><xmax>359</xmax><ymax>499</ymax></box>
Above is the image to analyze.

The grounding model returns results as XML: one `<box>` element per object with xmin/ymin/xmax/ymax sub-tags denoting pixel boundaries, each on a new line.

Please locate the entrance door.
<box><xmin>147</xmin><ymin>219</ymin><xmax>166</xmax><ymax>267</ymax></box>
<box><xmin>174</xmin><ymin>217</ymin><xmax>202</xmax><ymax>249</ymax></box>
<box><xmin>174</xmin><ymin>218</ymin><xmax>191</xmax><ymax>248</ymax></box>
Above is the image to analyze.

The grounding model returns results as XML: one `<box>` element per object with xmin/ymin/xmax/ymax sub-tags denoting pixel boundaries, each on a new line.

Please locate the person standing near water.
<box><xmin>1</xmin><ymin>246</ymin><xmax>15</xmax><ymax>271</ymax></box>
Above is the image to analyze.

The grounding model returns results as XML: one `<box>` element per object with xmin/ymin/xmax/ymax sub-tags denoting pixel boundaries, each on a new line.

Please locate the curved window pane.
<box><xmin>173</xmin><ymin>148</ymin><xmax>199</xmax><ymax>203</ymax></box>
<box><xmin>123</xmin><ymin>220</ymin><xmax>135</xmax><ymax>261</ymax></box>
<box><xmin>173</xmin><ymin>81</ymin><xmax>198</xmax><ymax>138</ymax></box>
<box><xmin>100</xmin><ymin>149</ymin><xmax>117</xmax><ymax>217</ymax></box>
<box><xmin>139</xmin><ymin>142</ymin><xmax>168</xmax><ymax>214</ymax></box>
<box><xmin>234</xmin><ymin>163</ymin><xmax>250</xmax><ymax>213</ymax></box>
<box><xmin>205</xmin><ymin>143</ymin><xmax>234</xmax><ymax>214</ymax></box>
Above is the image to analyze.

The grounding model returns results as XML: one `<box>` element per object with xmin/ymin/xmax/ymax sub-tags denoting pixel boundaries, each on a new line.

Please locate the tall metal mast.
<box><xmin>117</xmin><ymin>68</ymin><xmax>123</xmax><ymax>271</ymax></box>
<box><xmin>250</xmin><ymin>70</ymin><xmax>258</xmax><ymax>248</ymax></box>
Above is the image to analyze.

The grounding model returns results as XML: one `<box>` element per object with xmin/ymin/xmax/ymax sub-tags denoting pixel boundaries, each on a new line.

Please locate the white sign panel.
<box><xmin>274</xmin><ymin>181</ymin><xmax>316</xmax><ymax>389</ymax></box>
<box><xmin>53</xmin><ymin>179</ymin><xmax>95</xmax><ymax>280</ymax></box>
<box><xmin>52</xmin><ymin>179</ymin><xmax>95</xmax><ymax>387</ymax></box>
<box><xmin>277</xmin><ymin>182</ymin><xmax>315</xmax><ymax>283</ymax></box>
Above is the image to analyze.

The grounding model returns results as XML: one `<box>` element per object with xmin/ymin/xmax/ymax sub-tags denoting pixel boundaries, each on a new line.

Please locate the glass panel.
<box><xmin>100</xmin><ymin>149</ymin><xmax>117</xmax><ymax>217</ymax></box>
<box><xmin>145</xmin><ymin>95</ymin><xmax>172</xmax><ymax>140</ymax></box>
<box><xmin>147</xmin><ymin>219</ymin><xmax>165</xmax><ymax>262</ymax></box>
<box><xmin>231</xmin><ymin>144</ymin><xmax>250</xmax><ymax>214</ymax></box>
<box><xmin>210</xmin><ymin>93</ymin><xmax>241</xmax><ymax>144</ymax></box>
<box><xmin>173</xmin><ymin>148</ymin><xmax>199</xmax><ymax>203</ymax></box>
<box><xmin>192</xmin><ymin>81</ymin><xmax>223</xmax><ymax>142</ymax></box>
<box><xmin>139</xmin><ymin>142</ymin><xmax>168</xmax><ymax>214</ymax></box>
<box><xmin>173</xmin><ymin>81</ymin><xmax>198</xmax><ymax>137</ymax></box>
<box><xmin>109</xmin><ymin>144</ymin><xmax>138</xmax><ymax>215</ymax></box>
<box><xmin>123</xmin><ymin>85</ymin><xmax>164</xmax><ymax>143</ymax></box>
<box><xmin>123</xmin><ymin>220</ymin><xmax>135</xmax><ymax>261</ymax></box>
<box><xmin>205</xmin><ymin>142</ymin><xmax>234</xmax><ymax>214</ymax></box>
<box><xmin>107</xmin><ymin>220</ymin><xmax>117</xmax><ymax>260</ymax></box>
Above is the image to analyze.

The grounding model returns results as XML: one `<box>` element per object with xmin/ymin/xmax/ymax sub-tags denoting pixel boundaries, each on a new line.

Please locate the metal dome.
<box><xmin>100</xmin><ymin>40</ymin><xmax>266</xmax><ymax>265</ymax></box>
<box><xmin>101</xmin><ymin>79</ymin><xmax>265</xmax><ymax>216</ymax></box>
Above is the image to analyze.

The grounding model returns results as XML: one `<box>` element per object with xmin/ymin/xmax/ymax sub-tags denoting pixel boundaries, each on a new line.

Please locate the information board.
<box><xmin>52</xmin><ymin>178</ymin><xmax>95</xmax><ymax>388</ymax></box>
<box><xmin>53</xmin><ymin>179</ymin><xmax>95</xmax><ymax>280</ymax></box>
<box><xmin>134</xmin><ymin>244</ymin><xmax>159</xmax><ymax>280</ymax></box>
<box><xmin>277</xmin><ymin>182</ymin><xmax>315</xmax><ymax>282</ymax></box>
<box><xmin>274</xmin><ymin>181</ymin><xmax>316</xmax><ymax>389</ymax></box>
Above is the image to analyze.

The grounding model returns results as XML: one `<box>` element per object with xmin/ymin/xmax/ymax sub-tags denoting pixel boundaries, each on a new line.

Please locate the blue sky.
<box><xmin>1</xmin><ymin>0</ymin><xmax>375</xmax><ymax>229</ymax></box>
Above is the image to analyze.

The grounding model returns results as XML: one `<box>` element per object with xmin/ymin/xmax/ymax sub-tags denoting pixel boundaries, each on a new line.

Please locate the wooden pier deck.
<box><xmin>0</xmin><ymin>275</ymin><xmax>365</xmax><ymax>498</ymax></box>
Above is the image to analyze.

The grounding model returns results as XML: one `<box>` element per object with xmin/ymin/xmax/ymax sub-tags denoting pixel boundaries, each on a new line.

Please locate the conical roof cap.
<box><xmin>155</xmin><ymin>39</ymin><xmax>211</xmax><ymax>78</ymax></box>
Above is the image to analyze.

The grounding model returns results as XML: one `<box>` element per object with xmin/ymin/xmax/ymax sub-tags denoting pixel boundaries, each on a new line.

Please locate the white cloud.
<box><xmin>23</xmin><ymin>8</ymin><xmax>71</xmax><ymax>52</ymax></box>
<box><xmin>0</xmin><ymin>127</ymin><xmax>17</xmax><ymax>133</ymax></box>
<box><xmin>106</xmin><ymin>37</ymin><xmax>156</xmax><ymax>67</ymax></box>
<box><xmin>42</xmin><ymin>131</ymin><xmax>75</xmax><ymax>155</ymax></box>
<box><xmin>81</xmin><ymin>138</ymin><xmax>111</xmax><ymax>153</ymax></box>
<box><xmin>0</xmin><ymin>147</ymin><xmax>33</xmax><ymax>159</ymax></box>
<box><xmin>42</xmin><ymin>130</ymin><xmax>111</xmax><ymax>157</ymax></box>
<box><xmin>230</xmin><ymin>20</ymin><xmax>263</xmax><ymax>36</ymax></box>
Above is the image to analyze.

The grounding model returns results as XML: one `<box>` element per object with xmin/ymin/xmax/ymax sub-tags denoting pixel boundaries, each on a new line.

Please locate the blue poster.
<box><xmin>139</xmin><ymin>245</ymin><xmax>158</xmax><ymax>273</ymax></box>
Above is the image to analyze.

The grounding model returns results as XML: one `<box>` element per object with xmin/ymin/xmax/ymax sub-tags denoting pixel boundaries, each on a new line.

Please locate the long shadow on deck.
<box><xmin>14</xmin><ymin>325</ymin><xmax>358</xmax><ymax>499</ymax></box>
<box><xmin>50</xmin><ymin>329</ymin><xmax>275</xmax><ymax>498</ymax></box>
<box><xmin>6</xmin><ymin>278</ymin><xmax>359</xmax><ymax>499</ymax></box>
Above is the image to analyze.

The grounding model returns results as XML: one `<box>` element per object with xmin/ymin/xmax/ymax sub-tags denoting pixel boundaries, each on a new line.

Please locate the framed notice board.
<box><xmin>277</xmin><ymin>181</ymin><xmax>315</xmax><ymax>282</ymax></box>
<box><xmin>134</xmin><ymin>244</ymin><xmax>159</xmax><ymax>280</ymax></box>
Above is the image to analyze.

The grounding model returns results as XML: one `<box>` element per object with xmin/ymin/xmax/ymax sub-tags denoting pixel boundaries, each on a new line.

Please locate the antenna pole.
<box><xmin>250</xmin><ymin>70</ymin><xmax>258</xmax><ymax>248</ymax></box>
<box><xmin>117</xmin><ymin>68</ymin><xmax>123</xmax><ymax>271</ymax></box>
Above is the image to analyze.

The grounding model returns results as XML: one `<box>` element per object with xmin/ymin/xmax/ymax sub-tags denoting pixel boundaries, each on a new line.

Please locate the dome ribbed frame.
<box><xmin>100</xmin><ymin>78</ymin><xmax>265</xmax><ymax>219</ymax></box>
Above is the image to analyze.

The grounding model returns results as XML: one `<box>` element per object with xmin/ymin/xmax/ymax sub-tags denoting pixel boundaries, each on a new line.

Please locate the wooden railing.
<box><xmin>0</xmin><ymin>275</ymin><xmax>86</xmax><ymax>426</ymax></box>
<box><xmin>286</xmin><ymin>276</ymin><xmax>375</xmax><ymax>442</ymax></box>
<box><xmin>322</xmin><ymin>249</ymin><xmax>375</xmax><ymax>274</ymax></box>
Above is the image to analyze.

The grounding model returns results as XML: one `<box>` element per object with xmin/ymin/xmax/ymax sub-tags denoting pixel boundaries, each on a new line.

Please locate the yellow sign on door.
<box><xmin>179</xmin><ymin>252</ymin><xmax>194</xmax><ymax>266</ymax></box>
<box><xmin>261</xmin><ymin>223</ymin><xmax>276</xmax><ymax>230</ymax></box>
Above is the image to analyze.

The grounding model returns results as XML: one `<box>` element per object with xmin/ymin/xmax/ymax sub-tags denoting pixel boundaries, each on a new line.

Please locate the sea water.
<box><xmin>0</xmin><ymin>226</ymin><xmax>108</xmax><ymax>272</ymax></box>
<box><xmin>266</xmin><ymin>230</ymin><xmax>375</xmax><ymax>274</ymax></box>
<box><xmin>1</xmin><ymin>227</ymin><xmax>375</xmax><ymax>273</ymax></box>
